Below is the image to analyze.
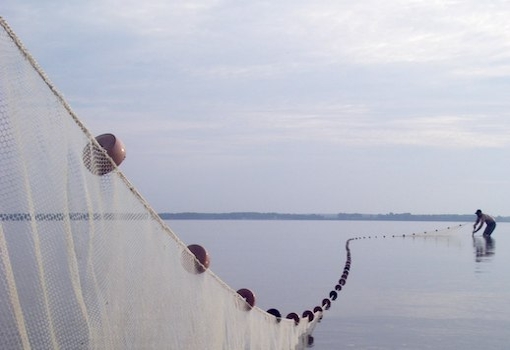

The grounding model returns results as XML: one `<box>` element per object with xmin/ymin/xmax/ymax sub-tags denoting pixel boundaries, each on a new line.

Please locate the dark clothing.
<box><xmin>484</xmin><ymin>221</ymin><xmax>496</xmax><ymax>236</ymax></box>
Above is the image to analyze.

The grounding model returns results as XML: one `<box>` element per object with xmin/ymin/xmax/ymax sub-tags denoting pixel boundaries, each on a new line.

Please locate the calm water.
<box><xmin>167</xmin><ymin>220</ymin><xmax>510</xmax><ymax>350</ymax></box>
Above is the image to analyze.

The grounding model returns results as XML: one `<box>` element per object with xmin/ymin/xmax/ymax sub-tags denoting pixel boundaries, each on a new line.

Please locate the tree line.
<box><xmin>159</xmin><ymin>212</ymin><xmax>510</xmax><ymax>222</ymax></box>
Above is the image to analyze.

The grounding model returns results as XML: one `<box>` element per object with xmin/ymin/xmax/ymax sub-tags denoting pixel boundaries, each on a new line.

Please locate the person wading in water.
<box><xmin>473</xmin><ymin>209</ymin><xmax>496</xmax><ymax>237</ymax></box>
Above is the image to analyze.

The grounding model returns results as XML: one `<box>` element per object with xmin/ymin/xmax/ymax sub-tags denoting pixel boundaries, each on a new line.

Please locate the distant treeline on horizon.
<box><xmin>158</xmin><ymin>212</ymin><xmax>510</xmax><ymax>222</ymax></box>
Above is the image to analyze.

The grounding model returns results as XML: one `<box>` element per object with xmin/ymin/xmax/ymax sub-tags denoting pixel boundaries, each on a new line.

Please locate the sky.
<box><xmin>3</xmin><ymin>1</ymin><xmax>510</xmax><ymax>215</ymax></box>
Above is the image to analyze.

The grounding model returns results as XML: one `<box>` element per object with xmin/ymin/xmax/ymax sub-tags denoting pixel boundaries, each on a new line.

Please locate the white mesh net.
<box><xmin>0</xmin><ymin>17</ymin><xmax>320</xmax><ymax>349</ymax></box>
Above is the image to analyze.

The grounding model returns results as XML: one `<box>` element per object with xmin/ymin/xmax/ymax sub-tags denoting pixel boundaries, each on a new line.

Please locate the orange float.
<box><xmin>83</xmin><ymin>133</ymin><xmax>126</xmax><ymax>175</ymax></box>
<box><xmin>266</xmin><ymin>308</ymin><xmax>282</xmax><ymax>323</ymax></box>
<box><xmin>188</xmin><ymin>244</ymin><xmax>211</xmax><ymax>273</ymax></box>
<box><xmin>286</xmin><ymin>312</ymin><xmax>300</xmax><ymax>325</ymax></box>
<box><xmin>237</xmin><ymin>288</ymin><xmax>255</xmax><ymax>310</ymax></box>
<box><xmin>184</xmin><ymin>244</ymin><xmax>210</xmax><ymax>274</ymax></box>
<box><xmin>302</xmin><ymin>310</ymin><xmax>314</xmax><ymax>322</ymax></box>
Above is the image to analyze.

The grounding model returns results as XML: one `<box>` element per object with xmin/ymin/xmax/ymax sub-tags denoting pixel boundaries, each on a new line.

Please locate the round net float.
<box><xmin>96</xmin><ymin>133</ymin><xmax>126</xmax><ymax>165</ymax></box>
<box><xmin>286</xmin><ymin>312</ymin><xmax>300</xmax><ymax>326</ymax></box>
<box><xmin>266</xmin><ymin>308</ymin><xmax>282</xmax><ymax>323</ymax></box>
<box><xmin>182</xmin><ymin>244</ymin><xmax>210</xmax><ymax>274</ymax></box>
<box><xmin>82</xmin><ymin>133</ymin><xmax>126</xmax><ymax>175</ymax></box>
<box><xmin>329</xmin><ymin>291</ymin><xmax>338</xmax><ymax>301</ymax></box>
<box><xmin>237</xmin><ymin>288</ymin><xmax>255</xmax><ymax>310</ymax></box>
<box><xmin>334</xmin><ymin>284</ymin><xmax>342</xmax><ymax>291</ymax></box>
<box><xmin>302</xmin><ymin>310</ymin><xmax>314</xmax><ymax>322</ymax></box>
<box><xmin>313</xmin><ymin>306</ymin><xmax>324</xmax><ymax>321</ymax></box>
<box><xmin>339</xmin><ymin>278</ymin><xmax>346</xmax><ymax>286</ymax></box>
<box><xmin>313</xmin><ymin>306</ymin><xmax>323</xmax><ymax>314</ymax></box>
<box><xmin>322</xmin><ymin>298</ymin><xmax>331</xmax><ymax>310</ymax></box>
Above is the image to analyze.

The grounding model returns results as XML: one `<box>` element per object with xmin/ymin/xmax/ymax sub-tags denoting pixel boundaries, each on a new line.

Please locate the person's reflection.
<box><xmin>473</xmin><ymin>235</ymin><xmax>495</xmax><ymax>262</ymax></box>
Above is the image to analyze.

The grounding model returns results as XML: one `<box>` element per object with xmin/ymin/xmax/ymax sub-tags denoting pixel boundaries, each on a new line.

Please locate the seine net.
<box><xmin>0</xmin><ymin>18</ymin><xmax>319</xmax><ymax>349</ymax></box>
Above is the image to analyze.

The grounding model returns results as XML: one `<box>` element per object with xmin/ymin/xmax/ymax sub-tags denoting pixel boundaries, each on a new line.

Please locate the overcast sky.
<box><xmin>4</xmin><ymin>1</ymin><xmax>510</xmax><ymax>215</ymax></box>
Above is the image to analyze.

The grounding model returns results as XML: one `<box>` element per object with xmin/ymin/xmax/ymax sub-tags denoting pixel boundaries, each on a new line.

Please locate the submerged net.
<box><xmin>0</xmin><ymin>18</ymin><xmax>322</xmax><ymax>349</ymax></box>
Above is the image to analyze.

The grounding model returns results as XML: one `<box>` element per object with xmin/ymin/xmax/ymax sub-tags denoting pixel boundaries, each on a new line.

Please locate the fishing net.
<box><xmin>0</xmin><ymin>17</ymin><xmax>320</xmax><ymax>349</ymax></box>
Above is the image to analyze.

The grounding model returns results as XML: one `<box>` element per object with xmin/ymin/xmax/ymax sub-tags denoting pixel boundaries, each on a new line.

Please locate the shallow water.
<box><xmin>168</xmin><ymin>220</ymin><xmax>510</xmax><ymax>349</ymax></box>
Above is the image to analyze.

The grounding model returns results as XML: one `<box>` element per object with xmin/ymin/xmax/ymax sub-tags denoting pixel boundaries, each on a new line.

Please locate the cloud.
<box><xmin>276</xmin><ymin>114</ymin><xmax>510</xmax><ymax>148</ymax></box>
<box><xmin>6</xmin><ymin>4</ymin><xmax>510</xmax><ymax>145</ymax></box>
<box><xmin>100</xmin><ymin>105</ymin><xmax>510</xmax><ymax>160</ymax></box>
<box><xmin>9</xmin><ymin>1</ymin><xmax>510</xmax><ymax>68</ymax></box>
<box><xmin>288</xmin><ymin>1</ymin><xmax>510</xmax><ymax>67</ymax></box>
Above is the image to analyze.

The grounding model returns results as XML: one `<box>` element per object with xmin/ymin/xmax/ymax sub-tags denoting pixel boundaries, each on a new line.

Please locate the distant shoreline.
<box><xmin>158</xmin><ymin>212</ymin><xmax>510</xmax><ymax>222</ymax></box>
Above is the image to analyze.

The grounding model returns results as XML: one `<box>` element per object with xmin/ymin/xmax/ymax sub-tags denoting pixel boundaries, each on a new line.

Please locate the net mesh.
<box><xmin>0</xmin><ymin>17</ymin><xmax>318</xmax><ymax>349</ymax></box>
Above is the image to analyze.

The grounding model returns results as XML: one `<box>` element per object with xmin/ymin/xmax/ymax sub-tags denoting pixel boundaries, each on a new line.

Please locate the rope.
<box><xmin>269</xmin><ymin>223</ymin><xmax>467</xmax><ymax>346</ymax></box>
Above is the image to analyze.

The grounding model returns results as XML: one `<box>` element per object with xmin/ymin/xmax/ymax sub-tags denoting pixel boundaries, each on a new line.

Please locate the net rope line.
<box><xmin>334</xmin><ymin>223</ymin><xmax>469</xmax><ymax>322</ymax></box>
<box><xmin>347</xmin><ymin>222</ymin><xmax>466</xmax><ymax>241</ymax></box>
<box><xmin>0</xmin><ymin>16</ymin><xmax>326</xmax><ymax>349</ymax></box>
<box><xmin>338</xmin><ymin>223</ymin><xmax>468</xmax><ymax>294</ymax></box>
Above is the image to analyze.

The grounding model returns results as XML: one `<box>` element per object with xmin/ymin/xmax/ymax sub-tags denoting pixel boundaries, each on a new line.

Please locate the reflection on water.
<box><xmin>473</xmin><ymin>236</ymin><xmax>495</xmax><ymax>263</ymax></box>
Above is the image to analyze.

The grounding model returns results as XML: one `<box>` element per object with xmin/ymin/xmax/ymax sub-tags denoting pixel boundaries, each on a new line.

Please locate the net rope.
<box><xmin>0</xmin><ymin>17</ymin><xmax>323</xmax><ymax>349</ymax></box>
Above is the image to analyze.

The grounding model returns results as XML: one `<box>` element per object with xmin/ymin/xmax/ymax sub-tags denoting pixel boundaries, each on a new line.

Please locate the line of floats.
<box><xmin>185</xmin><ymin>224</ymin><xmax>464</xmax><ymax>348</ymax></box>
<box><xmin>185</xmin><ymin>225</ymin><xmax>465</xmax><ymax>322</ymax></box>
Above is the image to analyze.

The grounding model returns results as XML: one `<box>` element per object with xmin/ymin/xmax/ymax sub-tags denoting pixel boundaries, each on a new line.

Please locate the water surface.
<box><xmin>168</xmin><ymin>220</ymin><xmax>510</xmax><ymax>349</ymax></box>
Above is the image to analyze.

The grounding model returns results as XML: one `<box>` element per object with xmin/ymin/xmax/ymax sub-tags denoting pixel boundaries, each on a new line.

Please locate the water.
<box><xmin>167</xmin><ymin>220</ymin><xmax>510</xmax><ymax>349</ymax></box>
